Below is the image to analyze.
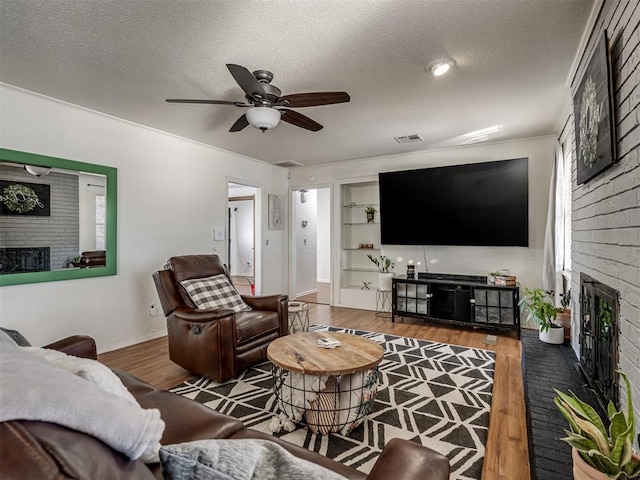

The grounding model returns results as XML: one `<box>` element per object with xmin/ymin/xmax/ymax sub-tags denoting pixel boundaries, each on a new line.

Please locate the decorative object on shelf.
<box><xmin>406</xmin><ymin>260</ymin><xmax>416</xmax><ymax>279</ymax></box>
<box><xmin>495</xmin><ymin>275</ymin><xmax>517</xmax><ymax>286</ymax></box>
<box><xmin>361</xmin><ymin>281</ymin><xmax>371</xmax><ymax>290</ymax></box>
<box><xmin>366</xmin><ymin>254</ymin><xmax>393</xmax><ymax>273</ymax></box>
<box><xmin>367</xmin><ymin>254</ymin><xmax>394</xmax><ymax>291</ymax></box>
<box><xmin>488</xmin><ymin>271</ymin><xmax>501</xmax><ymax>284</ymax></box>
<box><xmin>574</xmin><ymin>30</ymin><xmax>617</xmax><ymax>185</ymax></box>
<box><xmin>357</xmin><ymin>243</ymin><xmax>374</xmax><ymax>249</ymax></box>
<box><xmin>364</xmin><ymin>205</ymin><xmax>376</xmax><ymax>223</ymax></box>
<box><xmin>554</xmin><ymin>370</ymin><xmax>640</xmax><ymax>480</ymax></box>
<box><xmin>519</xmin><ymin>287</ymin><xmax>563</xmax><ymax>344</ymax></box>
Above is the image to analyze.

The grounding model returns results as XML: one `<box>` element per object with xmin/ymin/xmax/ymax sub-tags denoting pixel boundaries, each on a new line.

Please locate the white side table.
<box><xmin>288</xmin><ymin>301</ymin><xmax>310</xmax><ymax>333</ymax></box>
<box><xmin>375</xmin><ymin>289</ymin><xmax>392</xmax><ymax>318</ymax></box>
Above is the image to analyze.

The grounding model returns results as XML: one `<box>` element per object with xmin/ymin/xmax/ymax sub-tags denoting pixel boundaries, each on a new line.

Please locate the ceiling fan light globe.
<box><xmin>24</xmin><ymin>165</ymin><xmax>52</xmax><ymax>177</ymax></box>
<box><xmin>246</xmin><ymin>107</ymin><xmax>281</xmax><ymax>131</ymax></box>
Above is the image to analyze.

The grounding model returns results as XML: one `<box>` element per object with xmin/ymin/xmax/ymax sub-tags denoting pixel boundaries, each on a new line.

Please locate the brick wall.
<box><xmin>0</xmin><ymin>165</ymin><xmax>79</xmax><ymax>270</ymax></box>
<box><xmin>569</xmin><ymin>0</ymin><xmax>639</xmax><ymax>431</ymax></box>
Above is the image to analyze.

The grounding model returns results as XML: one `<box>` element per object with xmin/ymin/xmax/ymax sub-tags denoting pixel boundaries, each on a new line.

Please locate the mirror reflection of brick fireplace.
<box><xmin>0</xmin><ymin>247</ymin><xmax>50</xmax><ymax>274</ymax></box>
<box><xmin>579</xmin><ymin>272</ymin><xmax>620</xmax><ymax>412</ymax></box>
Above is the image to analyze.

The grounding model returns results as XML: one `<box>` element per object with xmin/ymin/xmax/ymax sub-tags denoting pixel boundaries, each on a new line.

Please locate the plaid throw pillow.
<box><xmin>180</xmin><ymin>274</ymin><xmax>251</xmax><ymax>313</ymax></box>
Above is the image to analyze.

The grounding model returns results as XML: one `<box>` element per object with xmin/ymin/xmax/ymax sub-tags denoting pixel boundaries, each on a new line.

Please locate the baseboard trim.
<box><xmin>100</xmin><ymin>329</ymin><xmax>166</xmax><ymax>354</ymax></box>
<box><xmin>296</xmin><ymin>288</ymin><xmax>318</xmax><ymax>297</ymax></box>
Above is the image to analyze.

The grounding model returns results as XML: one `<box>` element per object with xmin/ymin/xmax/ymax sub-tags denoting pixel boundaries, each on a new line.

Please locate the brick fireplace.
<box><xmin>0</xmin><ymin>247</ymin><xmax>50</xmax><ymax>274</ymax></box>
<box><xmin>578</xmin><ymin>272</ymin><xmax>620</xmax><ymax>412</ymax></box>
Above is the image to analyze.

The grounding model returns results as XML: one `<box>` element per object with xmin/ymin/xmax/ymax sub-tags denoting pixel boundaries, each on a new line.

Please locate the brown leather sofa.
<box><xmin>153</xmin><ymin>255</ymin><xmax>288</xmax><ymax>382</ymax></box>
<box><xmin>81</xmin><ymin>250</ymin><xmax>107</xmax><ymax>266</ymax></box>
<box><xmin>0</xmin><ymin>335</ymin><xmax>451</xmax><ymax>480</ymax></box>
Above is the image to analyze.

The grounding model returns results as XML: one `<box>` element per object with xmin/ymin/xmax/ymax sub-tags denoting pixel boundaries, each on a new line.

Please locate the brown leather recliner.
<box><xmin>153</xmin><ymin>254</ymin><xmax>288</xmax><ymax>383</ymax></box>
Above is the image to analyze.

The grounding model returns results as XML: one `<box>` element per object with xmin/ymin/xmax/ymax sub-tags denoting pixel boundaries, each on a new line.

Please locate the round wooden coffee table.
<box><xmin>267</xmin><ymin>331</ymin><xmax>384</xmax><ymax>435</ymax></box>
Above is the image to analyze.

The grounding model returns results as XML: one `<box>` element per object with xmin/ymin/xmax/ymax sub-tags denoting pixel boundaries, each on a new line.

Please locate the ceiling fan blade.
<box><xmin>166</xmin><ymin>99</ymin><xmax>248</xmax><ymax>106</ymax></box>
<box><xmin>226</xmin><ymin>64</ymin><xmax>266</xmax><ymax>100</ymax></box>
<box><xmin>279</xmin><ymin>109</ymin><xmax>323</xmax><ymax>131</ymax></box>
<box><xmin>278</xmin><ymin>92</ymin><xmax>350</xmax><ymax>108</ymax></box>
<box><xmin>229</xmin><ymin>114</ymin><xmax>249</xmax><ymax>132</ymax></box>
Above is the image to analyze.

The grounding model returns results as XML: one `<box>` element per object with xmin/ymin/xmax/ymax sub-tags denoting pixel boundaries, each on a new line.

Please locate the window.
<box><xmin>95</xmin><ymin>194</ymin><xmax>106</xmax><ymax>250</ymax></box>
<box><xmin>556</xmin><ymin>142</ymin><xmax>571</xmax><ymax>275</ymax></box>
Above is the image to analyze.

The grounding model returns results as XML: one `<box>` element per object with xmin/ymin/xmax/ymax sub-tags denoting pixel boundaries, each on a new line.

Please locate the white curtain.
<box><xmin>542</xmin><ymin>141</ymin><xmax>564</xmax><ymax>296</ymax></box>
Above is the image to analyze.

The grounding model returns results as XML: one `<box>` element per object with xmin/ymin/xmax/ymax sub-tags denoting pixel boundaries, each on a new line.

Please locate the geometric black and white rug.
<box><xmin>169</xmin><ymin>325</ymin><xmax>495</xmax><ymax>480</ymax></box>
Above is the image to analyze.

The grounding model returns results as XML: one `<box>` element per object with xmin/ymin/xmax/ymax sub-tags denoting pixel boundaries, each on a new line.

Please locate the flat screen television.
<box><xmin>378</xmin><ymin>158</ymin><xmax>529</xmax><ymax>247</ymax></box>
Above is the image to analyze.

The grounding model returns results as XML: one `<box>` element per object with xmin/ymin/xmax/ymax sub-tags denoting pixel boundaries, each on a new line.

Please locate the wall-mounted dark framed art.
<box><xmin>0</xmin><ymin>180</ymin><xmax>50</xmax><ymax>216</ymax></box>
<box><xmin>573</xmin><ymin>29</ymin><xmax>617</xmax><ymax>185</ymax></box>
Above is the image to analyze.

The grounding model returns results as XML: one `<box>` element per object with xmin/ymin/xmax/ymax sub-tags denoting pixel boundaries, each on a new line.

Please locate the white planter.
<box><xmin>539</xmin><ymin>324</ymin><xmax>564</xmax><ymax>344</ymax></box>
<box><xmin>378</xmin><ymin>273</ymin><xmax>393</xmax><ymax>291</ymax></box>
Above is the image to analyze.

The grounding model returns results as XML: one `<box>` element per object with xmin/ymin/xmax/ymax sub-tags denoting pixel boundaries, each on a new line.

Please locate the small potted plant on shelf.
<box><xmin>364</xmin><ymin>205</ymin><xmax>376</xmax><ymax>223</ymax></box>
<box><xmin>488</xmin><ymin>271</ymin><xmax>501</xmax><ymax>284</ymax></box>
<box><xmin>519</xmin><ymin>287</ymin><xmax>564</xmax><ymax>344</ymax></box>
<box><xmin>554</xmin><ymin>370</ymin><xmax>640</xmax><ymax>479</ymax></box>
<box><xmin>367</xmin><ymin>254</ymin><xmax>394</xmax><ymax>291</ymax></box>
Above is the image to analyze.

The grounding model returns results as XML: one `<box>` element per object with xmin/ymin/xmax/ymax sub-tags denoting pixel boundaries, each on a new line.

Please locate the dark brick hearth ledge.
<box><xmin>521</xmin><ymin>329</ymin><xmax>603</xmax><ymax>480</ymax></box>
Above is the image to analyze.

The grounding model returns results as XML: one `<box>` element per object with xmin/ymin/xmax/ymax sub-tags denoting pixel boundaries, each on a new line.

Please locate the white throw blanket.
<box><xmin>160</xmin><ymin>438</ymin><xmax>348</xmax><ymax>480</ymax></box>
<box><xmin>0</xmin><ymin>339</ymin><xmax>164</xmax><ymax>462</ymax></box>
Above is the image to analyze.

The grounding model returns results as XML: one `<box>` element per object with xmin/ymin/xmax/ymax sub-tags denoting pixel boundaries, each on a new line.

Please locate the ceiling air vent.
<box><xmin>273</xmin><ymin>160</ymin><xmax>304</xmax><ymax>168</ymax></box>
<box><xmin>394</xmin><ymin>134</ymin><xmax>423</xmax><ymax>144</ymax></box>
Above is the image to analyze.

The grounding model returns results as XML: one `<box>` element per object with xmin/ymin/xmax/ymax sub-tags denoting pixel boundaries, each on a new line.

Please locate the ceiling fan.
<box><xmin>166</xmin><ymin>64</ymin><xmax>350</xmax><ymax>133</ymax></box>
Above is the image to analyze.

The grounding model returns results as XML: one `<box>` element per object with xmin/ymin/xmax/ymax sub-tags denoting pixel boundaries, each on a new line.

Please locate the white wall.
<box><xmin>316</xmin><ymin>187</ymin><xmax>331</xmax><ymax>283</ymax></box>
<box><xmin>289</xmin><ymin>136</ymin><xmax>556</xmax><ymax>295</ymax></box>
<box><xmin>0</xmin><ymin>84</ymin><xmax>288</xmax><ymax>352</ymax></box>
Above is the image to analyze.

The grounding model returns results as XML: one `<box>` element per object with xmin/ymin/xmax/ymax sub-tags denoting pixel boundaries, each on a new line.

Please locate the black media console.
<box><xmin>392</xmin><ymin>272</ymin><xmax>521</xmax><ymax>338</ymax></box>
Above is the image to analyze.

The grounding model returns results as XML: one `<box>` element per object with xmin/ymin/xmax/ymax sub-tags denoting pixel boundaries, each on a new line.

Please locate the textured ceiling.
<box><xmin>0</xmin><ymin>0</ymin><xmax>595</xmax><ymax>166</ymax></box>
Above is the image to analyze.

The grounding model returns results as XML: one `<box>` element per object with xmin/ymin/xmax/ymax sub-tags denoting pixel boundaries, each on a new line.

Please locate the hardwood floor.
<box><xmin>295</xmin><ymin>281</ymin><xmax>331</xmax><ymax>305</ymax></box>
<box><xmin>99</xmin><ymin>304</ymin><xmax>529</xmax><ymax>480</ymax></box>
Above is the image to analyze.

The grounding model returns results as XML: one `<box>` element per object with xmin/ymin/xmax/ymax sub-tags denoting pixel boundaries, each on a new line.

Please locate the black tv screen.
<box><xmin>379</xmin><ymin>158</ymin><xmax>529</xmax><ymax>247</ymax></box>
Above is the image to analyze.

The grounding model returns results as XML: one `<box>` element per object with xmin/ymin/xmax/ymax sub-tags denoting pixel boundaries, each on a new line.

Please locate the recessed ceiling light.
<box><xmin>427</xmin><ymin>59</ymin><xmax>457</xmax><ymax>77</ymax></box>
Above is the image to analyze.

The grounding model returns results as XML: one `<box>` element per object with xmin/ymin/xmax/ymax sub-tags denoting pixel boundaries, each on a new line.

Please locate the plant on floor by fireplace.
<box><xmin>519</xmin><ymin>287</ymin><xmax>564</xmax><ymax>344</ymax></box>
<box><xmin>556</xmin><ymin>289</ymin><xmax>572</xmax><ymax>342</ymax></box>
<box><xmin>554</xmin><ymin>370</ymin><xmax>640</xmax><ymax>479</ymax></box>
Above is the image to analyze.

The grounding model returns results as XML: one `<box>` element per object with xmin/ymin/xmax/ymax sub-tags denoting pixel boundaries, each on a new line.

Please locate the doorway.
<box><xmin>290</xmin><ymin>187</ymin><xmax>331</xmax><ymax>305</ymax></box>
<box><xmin>228</xmin><ymin>182</ymin><xmax>258</xmax><ymax>296</ymax></box>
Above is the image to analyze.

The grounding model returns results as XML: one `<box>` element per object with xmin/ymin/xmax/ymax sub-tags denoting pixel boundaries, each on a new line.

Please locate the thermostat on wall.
<box><xmin>213</xmin><ymin>227</ymin><xmax>225</xmax><ymax>241</ymax></box>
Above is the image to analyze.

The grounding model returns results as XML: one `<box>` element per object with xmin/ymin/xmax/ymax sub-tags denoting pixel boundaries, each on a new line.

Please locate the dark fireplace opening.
<box><xmin>579</xmin><ymin>272</ymin><xmax>620</xmax><ymax>412</ymax></box>
<box><xmin>0</xmin><ymin>247</ymin><xmax>50</xmax><ymax>274</ymax></box>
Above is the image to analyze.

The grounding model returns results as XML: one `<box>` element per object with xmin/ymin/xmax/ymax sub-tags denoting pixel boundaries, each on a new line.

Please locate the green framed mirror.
<box><xmin>0</xmin><ymin>148</ymin><xmax>117</xmax><ymax>286</ymax></box>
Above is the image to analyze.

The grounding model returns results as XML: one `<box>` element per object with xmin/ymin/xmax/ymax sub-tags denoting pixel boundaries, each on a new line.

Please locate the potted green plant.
<box><xmin>518</xmin><ymin>287</ymin><xmax>563</xmax><ymax>344</ymax></box>
<box><xmin>70</xmin><ymin>255</ymin><xmax>84</xmax><ymax>268</ymax></box>
<box><xmin>556</xmin><ymin>289</ymin><xmax>572</xmax><ymax>342</ymax></box>
<box><xmin>367</xmin><ymin>254</ymin><xmax>394</xmax><ymax>291</ymax></box>
<box><xmin>554</xmin><ymin>370</ymin><xmax>640</xmax><ymax>479</ymax></box>
<box><xmin>364</xmin><ymin>205</ymin><xmax>376</xmax><ymax>223</ymax></box>
<box><xmin>488</xmin><ymin>271</ymin><xmax>501</xmax><ymax>284</ymax></box>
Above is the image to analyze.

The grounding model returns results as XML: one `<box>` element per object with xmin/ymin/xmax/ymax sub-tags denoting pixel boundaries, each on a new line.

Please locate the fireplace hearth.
<box><xmin>0</xmin><ymin>247</ymin><xmax>50</xmax><ymax>274</ymax></box>
<box><xmin>579</xmin><ymin>272</ymin><xmax>620</xmax><ymax>411</ymax></box>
